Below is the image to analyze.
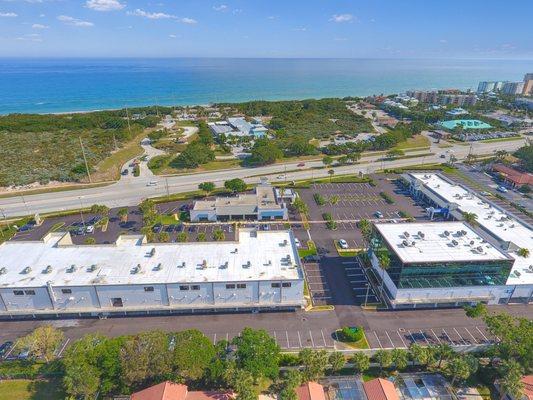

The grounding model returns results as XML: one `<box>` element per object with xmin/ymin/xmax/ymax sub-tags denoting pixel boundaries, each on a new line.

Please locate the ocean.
<box><xmin>0</xmin><ymin>58</ymin><xmax>531</xmax><ymax>115</ymax></box>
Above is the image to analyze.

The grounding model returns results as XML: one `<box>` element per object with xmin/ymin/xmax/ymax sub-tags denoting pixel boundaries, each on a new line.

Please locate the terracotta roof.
<box><xmin>131</xmin><ymin>382</ymin><xmax>187</xmax><ymax>400</ymax></box>
<box><xmin>363</xmin><ymin>378</ymin><xmax>399</xmax><ymax>400</ymax></box>
<box><xmin>521</xmin><ymin>375</ymin><xmax>533</xmax><ymax>400</ymax></box>
<box><xmin>295</xmin><ymin>382</ymin><xmax>326</xmax><ymax>400</ymax></box>
<box><xmin>130</xmin><ymin>382</ymin><xmax>234</xmax><ymax>400</ymax></box>
<box><xmin>493</xmin><ymin>164</ymin><xmax>533</xmax><ymax>185</ymax></box>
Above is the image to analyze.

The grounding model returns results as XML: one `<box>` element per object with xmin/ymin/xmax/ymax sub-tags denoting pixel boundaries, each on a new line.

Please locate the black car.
<box><xmin>188</xmin><ymin>226</ymin><xmax>196</xmax><ymax>233</ymax></box>
<box><xmin>303</xmin><ymin>255</ymin><xmax>320</xmax><ymax>263</ymax></box>
<box><xmin>0</xmin><ymin>341</ymin><xmax>13</xmax><ymax>357</ymax></box>
<box><xmin>122</xmin><ymin>169</ymin><xmax>129</xmax><ymax>175</ymax></box>
<box><xmin>176</xmin><ymin>224</ymin><xmax>184</xmax><ymax>232</ymax></box>
<box><xmin>18</xmin><ymin>223</ymin><xmax>34</xmax><ymax>232</ymax></box>
<box><xmin>152</xmin><ymin>223</ymin><xmax>163</xmax><ymax>233</ymax></box>
<box><xmin>165</xmin><ymin>225</ymin><xmax>175</xmax><ymax>233</ymax></box>
<box><xmin>87</xmin><ymin>216</ymin><xmax>101</xmax><ymax>225</ymax></box>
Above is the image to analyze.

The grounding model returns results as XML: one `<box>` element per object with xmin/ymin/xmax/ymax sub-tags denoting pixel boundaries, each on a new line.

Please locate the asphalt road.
<box><xmin>0</xmin><ymin>137</ymin><xmax>525</xmax><ymax>218</ymax></box>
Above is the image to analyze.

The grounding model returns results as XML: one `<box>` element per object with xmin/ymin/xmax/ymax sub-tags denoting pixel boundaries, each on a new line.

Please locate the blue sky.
<box><xmin>1</xmin><ymin>0</ymin><xmax>532</xmax><ymax>58</ymax></box>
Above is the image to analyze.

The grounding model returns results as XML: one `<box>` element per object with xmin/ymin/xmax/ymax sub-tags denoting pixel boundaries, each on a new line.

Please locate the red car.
<box><xmin>297</xmin><ymin>163</ymin><xmax>305</xmax><ymax>167</ymax></box>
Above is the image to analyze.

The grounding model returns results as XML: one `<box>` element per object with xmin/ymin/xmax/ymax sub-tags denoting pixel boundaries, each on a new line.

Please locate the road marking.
<box><xmin>57</xmin><ymin>338</ymin><xmax>71</xmax><ymax>358</ymax></box>
<box><xmin>285</xmin><ymin>331</ymin><xmax>290</xmax><ymax>348</ymax></box>
<box><xmin>463</xmin><ymin>327</ymin><xmax>479</xmax><ymax>344</ymax></box>
<box><xmin>420</xmin><ymin>330</ymin><xmax>430</xmax><ymax>346</ymax></box>
<box><xmin>273</xmin><ymin>331</ymin><xmax>278</xmax><ymax>346</ymax></box>
<box><xmin>342</xmin><ymin>261</ymin><xmax>358</xmax><ymax>265</ymax></box>
<box><xmin>396</xmin><ymin>331</ymin><xmax>408</xmax><ymax>347</ymax></box>
<box><xmin>385</xmin><ymin>331</ymin><xmax>395</xmax><ymax>348</ymax></box>
<box><xmin>408</xmin><ymin>330</ymin><xmax>416</xmax><ymax>344</ymax></box>
<box><xmin>309</xmin><ymin>331</ymin><xmax>315</xmax><ymax>348</ymax></box>
<box><xmin>213</xmin><ymin>333</ymin><xmax>217</xmax><ymax>344</ymax></box>
<box><xmin>226</xmin><ymin>333</ymin><xmax>229</xmax><ymax>342</ymax></box>
<box><xmin>373</xmin><ymin>331</ymin><xmax>383</xmax><ymax>349</ymax></box>
<box><xmin>321</xmin><ymin>330</ymin><xmax>327</xmax><ymax>347</ymax></box>
<box><xmin>430</xmin><ymin>329</ymin><xmax>441</xmax><ymax>344</ymax></box>
<box><xmin>475</xmin><ymin>326</ymin><xmax>489</xmax><ymax>343</ymax></box>
<box><xmin>441</xmin><ymin>329</ymin><xmax>454</xmax><ymax>345</ymax></box>
<box><xmin>453</xmin><ymin>328</ymin><xmax>468</xmax><ymax>345</ymax></box>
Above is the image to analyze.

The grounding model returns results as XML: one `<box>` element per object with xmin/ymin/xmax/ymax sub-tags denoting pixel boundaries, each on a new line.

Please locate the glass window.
<box><xmin>237</xmin><ymin>283</ymin><xmax>246</xmax><ymax>289</ymax></box>
<box><xmin>144</xmin><ymin>286</ymin><xmax>154</xmax><ymax>292</ymax></box>
<box><xmin>179</xmin><ymin>285</ymin><xmax>189</xmax><ymax>291</ymax></box>
<box><xmin>13</xmin><ymin>290</ymin><xmax>24</xmax><ymax>296</ymax></box>
<box><xmin>61</xmin><ymin>289</ymin><xmax>72</xmax><ymax>294</ymax></box>
<box><xmin>24</xmin><ymin>290</ymin><xmax>36</xmax><ymax>295</ymax></box>
<box><xmin>226</xmin><ymin>284</ymin><xmax>236</xmax><ymax>289</ymax></box>
<box><xmin>271</xmin><ymin>283</ymin><xmax>280</xmax><ymax>288</ymax></box>
<box><xmin>282</xmin><ymin>282</ymin><xmax>291</xmax><ymax>288</ymax></box>
<box><xmin>191</xmin><ymin>285</ymin><xmax>200</xmax><ymax>291</ymax></box>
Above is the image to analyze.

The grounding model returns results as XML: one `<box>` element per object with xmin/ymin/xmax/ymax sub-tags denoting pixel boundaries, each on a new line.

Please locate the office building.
<box><xmin>523</xmin><ymin>73</ymin><xmax>533</xmax><ymax>96</ymax></box>
<box><xmin>502</xmin><ymin>82</ymin><xmax>525</xmax><ymax>95</ymax></box>
<box><xmin>0</xmin><ymin>228</ymin><xmax>304</xmax><ymax>318</ymax></box>
<box><xmin>190</xmin><ymin>182</ymin><xmax>288</xmax><ymax>222</ymax></box>
<box><xmin>208</xmin><ymin>117</ymin><xmax>268</xmax><ymax>138</ymax></box>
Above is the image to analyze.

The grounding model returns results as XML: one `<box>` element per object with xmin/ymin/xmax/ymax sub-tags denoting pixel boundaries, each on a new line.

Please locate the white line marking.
<box><xmin>213</xmin><ymin>333</ymin><xmax>217</xmax><ymax>344</ymax></box>
<box><xmin>396</xmin><ymin>331</ymin><xmax>408</xmax><ymax>347</ymax></box>
<box><xmin>419</xmin><ymin>330</ymin><xmax>430</xmax><ymax>346</ymax></box>
<box><xmin>309</xmin><ymin>331</ymin><xmax>315</xmax><ymax>348</ymax></box>
<box><xmin>297</xmin><ymin>331</ymin><xmax>302</xmax><ymax>348</ymax></box>
<box><xmin>321</xmin><ymin>329</ymin><xmax>327</xmax><ymax>347</ymax></box>
<box><xmin>408</xmin><ymin>330</ymin><xmax>416</xmax><ymax>344</ymax></box>
<box><xmin>463</xmin><ymin>327</ymin><xmax>479</xmax><ymax>344</ymax></box>
<box><xmin>57</xmin><ymin>338</ymin><xmax>71</xmax><ymax>357</ymax></box>
<box><xmin>475</xmin><ymin>326</ymin><xmax>489</xmax><ymax>343</ymax></box>
<box><xmin>385</xmin><ymin>331</ymin><xmax>395</xmax><ymax>348</ymax></box>
<box><xmin>454</xmin><ymin>328</ymin><xmax>467</xmax><ymax>345</ymax></box>
<box><xmin>430</xmin><ymin>329</ymin><xmax>441</xmax><ymax>344</ymax></box>
<box><xmin>286</xmin><ymin>331</ymin><xmax>290</xmax><ymax>348</ymax></box>
<box><xmin>373</xmin><ymin>331</ymin><xmax>383</xmax><ymax>349</ymax></box>
<box><xmin>441</xmin><ymin>329</ymin><xmax>454</xmax><ymax>345</ymax></box>
<box><xmin>226</xmin><ymin>333</ymin><xmax>229</xmax><ymax>342</ymax></box>
<box><xmin>273</xmin><ymin>331</ymin><xmax>277</xmax><ymax>345</ymax></box>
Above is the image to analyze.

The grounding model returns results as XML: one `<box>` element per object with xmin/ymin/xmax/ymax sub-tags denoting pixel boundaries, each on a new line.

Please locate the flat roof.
<box><xmin>0</xmin><ymin>229</ymin><xmax>301</xmax><ymax>288</ymax></box>
<box><xmin>375</xmin><ymin>222</ymin><xmax>509</xmax><ymax>264</ymax></box>
<box><xmin>193</xmin><ymin>185</ymin><xmax>281</xmax><ymax>213</ymax></box>
<box><xmin>438</xmin><ymin>119</ymin><xmax>492</xmax><ymax>130</ymax></box>
<box><xmin>410</xmin><ymin>173</ymin><xmax>533</xmax><ymax>285</ymax></box>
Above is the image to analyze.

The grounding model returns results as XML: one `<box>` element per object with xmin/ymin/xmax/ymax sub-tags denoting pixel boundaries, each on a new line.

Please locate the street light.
<box><xmin>78</xmin><ymin>196</ymin><xmax>86</xmax><ymax>228</ymax></box>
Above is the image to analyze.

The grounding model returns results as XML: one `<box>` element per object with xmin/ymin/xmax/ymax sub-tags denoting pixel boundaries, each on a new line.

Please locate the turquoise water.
<box><xmin>439</xmin><ymin>119</ymin><xmax>492</xmax><ymax>130</ymax></box>
<box><xmin>0</xmin><ymin>58</ymin><xmax>531</xmax><ymax>114</ymax></box>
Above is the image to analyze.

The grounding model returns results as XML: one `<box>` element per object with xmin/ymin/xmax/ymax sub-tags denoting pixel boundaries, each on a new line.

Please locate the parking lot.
<box><xmin>366</xmin><ymin>324</ymin><xmax>498</xmax><ymax>350</ymax></box>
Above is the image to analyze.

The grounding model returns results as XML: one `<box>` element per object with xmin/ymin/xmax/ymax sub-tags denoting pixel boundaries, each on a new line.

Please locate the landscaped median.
<box><xmin>333</xmin><ymin>240</ymin><xmax>361</xmax><ymax>257</ymax></box>
<box><xmin>334</xmin><ymin>326</ymin><xmax>370</xmax><ymax>349</ymax></box>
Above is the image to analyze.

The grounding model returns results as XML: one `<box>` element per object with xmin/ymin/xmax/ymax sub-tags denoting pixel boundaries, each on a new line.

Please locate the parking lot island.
<box><xmin>0</xmin><ymin>228</ymin><xmax>304</xmax><ymax>318</ymax></box>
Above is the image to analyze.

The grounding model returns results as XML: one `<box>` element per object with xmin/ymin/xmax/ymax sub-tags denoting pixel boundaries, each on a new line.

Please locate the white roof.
<box><xmin>410</xmin><ymin>173</ymin><xmax>533</xmax><ymax>285</ymax></box>
<box><xmin>0</xmin><ymin>229</ymin><xmax>301</xmax><ymax>288</ymax></box>
<box><xmin>375</xmin><ymin>222</ymin><xmax>509</xmax><ymax>263</ymax></box>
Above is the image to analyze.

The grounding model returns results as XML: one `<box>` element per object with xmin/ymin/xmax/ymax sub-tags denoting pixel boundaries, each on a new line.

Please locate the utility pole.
<box><xmin>0</xmin><ymin>208</ymin><xmax>6</xmax><ymax>239</ymax></box>
<box><xmin>78</xmin><ymin>196</ymin><xmax>86</xmax><ymax>228</ymax></box>
<box><xmin>125</xmin><ymin>107</ymin><xmax>132</xmax><ymax>136</ymax></box>
<box><xmin>20</xmin><ymin>193</ymin><xmax>30</xmax><ymax>215</ymax></box>
<box><xmin>364</xmin><ymin>284</ymin><xmax>370</xmax><ymax>307</ymax></box>
<box><xmin>165</xmin><ymin>177</ymin><xmax>170</xmax><ymax>199</ymax></box>
<box><xmin>79</xmin><ymin>137</ymin><xmax>92</xmax><ymax>183</ymax></box>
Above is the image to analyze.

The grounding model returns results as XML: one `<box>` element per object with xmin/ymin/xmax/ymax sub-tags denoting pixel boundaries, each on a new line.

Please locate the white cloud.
<box><xmin>32</xmin><ymin>23</ymin><xmax>49</xmax><ymax>29</ymax></box>
<box><xmin>439</xmin><ymin>39</ymin><xmax>448</xmax><ymax>43</ymax></box>
<box><xmin>128</xmin><ymin>9</ymin><xmax>197</xmax><ymax>23</ymax></box>
<box><xmin>330</xmin><ymin>13</ymin><xmax>354</xmax><ymax>23</ymax></box>
<box><xmin>86</xmin><ymin>0</ymin><xmax>125</xmax><ymax>11</ymax></box>
<box><xmin>334</xmin><ymin>37</ymin><xmax>348</xmax><ymax>41</ymax></box>
<box><xmin>232</xmin><ymin>8</ymin><xmax>242</xmax><ymax>14</ymax></box>
<box><xmin>266</xmin><ymin>15</ymin><xmax>276</xmax><ymax>20</ymax></box>
<box><xmin>168</xmin><ymin>34</ymin><xmax>176</xmax><ymax>38</ymax></box>
<box><xmin>292</xmin><ymin>27</ymin><xmax>307</xmax><ymax>32</ymax></box>
<box><xmin>57</xmin><ymin>15</ymin><xmax>94</xmax><ymax>27</ymax></box>
<box><xmin>0</xmin><ymin>12</ymin><xmax>18</xmax><ymax>17</ymax></box>
<box><xmin>17</xmin><ymin>33</ymin><xmax>42</xmax><ymax>42</ymax></box>
<box><xmin>213</xmin><ymin>4</ymin><xmax>227</xmax><ymax>11</ymax></box>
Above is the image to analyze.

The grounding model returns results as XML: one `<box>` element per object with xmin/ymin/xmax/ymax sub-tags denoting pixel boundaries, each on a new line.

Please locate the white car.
<box><xmin>338</xmin><ymin>239</ymin><xmax>348</xmax><ymax>249</ymax></box>
<box><xmin>146</xmin><ymin>181</ymin><xmax>158</xmax><ymax>186</ymax></box>
<box><xmin>85</xmin><ymin>225</ymin><xmax>94</xmax><ymax>234</ymax></box>
<box><xmin>295</xmin><ymin>238</ymin><xmax>301</xmax><ymax>247</ymax></box>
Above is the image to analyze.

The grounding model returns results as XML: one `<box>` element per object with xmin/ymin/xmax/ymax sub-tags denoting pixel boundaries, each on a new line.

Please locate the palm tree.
<box><xmin>517</xmin><ymin>247</ymin><xmax>530</xmax><ymax>257</ymax></box>
<box><xmin>462</xmin><ymin>212</ymin><xmax>478</xmax><ymax>226</ymax></box>
<box><xmin>433</xmin><ymin>343</ymin><xmax>454</xmax><ymax>368</ymax></box>
<box><xmin>329</xmin><ymin>195</ymin><xmax>340</xmax><ymax>206</ymax></box>
<box><xmin>328</xmin><ymin>169</ymin><xmax>335</xmax><ymax>182</ymax></box>
<box><xmin>377</xmin><ymin>253</ymin><xmax>390</xmax><ymax>300</ymax></box>
<box><xmin>118</xmin><ymin>208</ymin><xmax>129</xmax><ymax>223</ymax></box>
<box><xmin>494</xmin><ymin>150</ymin><xmax>508</xmax><ymax>161</ymax></box>
<box><xmin>498</xmin><ymin>360</ymin><xmax>524</xmax><ymax>400</ymax></box>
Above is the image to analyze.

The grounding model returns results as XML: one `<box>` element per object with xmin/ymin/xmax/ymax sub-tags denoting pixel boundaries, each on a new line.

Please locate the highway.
<box><xmin>0</xmin><ymin>137</ymin><xmax>526</xmax><ymax>218</ymax></box>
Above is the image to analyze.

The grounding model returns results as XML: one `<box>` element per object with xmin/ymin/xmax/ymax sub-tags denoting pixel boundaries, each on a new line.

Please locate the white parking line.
<box><xmin>419</xmin><ymin>330</ymin><xmax>430</xmax><ymax>346</ymax></box>
<box><xmin>453</xmin><ymin>328</ymin><xmax>467</xmax><ymax>345</ymax></box>
<box><xmin>285</xmin><ymin>331</ymin><xmax>290</xmax><ymax>348</ymax></box>
<box><xmin>321</xmin><ymin>330</ymin><xmax>327</xmax><ymax>347</ymax></box>
<box><xmin>213</xmin><ymin>333</ymin><xmax>217</xmax><ymax>344</ymax></box>
<box><xmin>408</xmin><ymin>330</ymin><xmax>416</xmax><ymax>344</ymax></box>
<box><xmin>475</xmin><ymin>326</ymin><xmax>489</xmax><ymax>343</ymax></box>
<box><xmin>309</xmin><ymin>331</ymin><xmax>315</xmax><ymax>348</ymax></box>
<box><xmin>373</xmin><ymin>331</ymin><xmax>383</xmax><ymax>349</ymax></box>
<box><xmin>441</xmin><ymin>329</ymin><xmax>454</xmax><ymax>344</ymax></box>
<box><xmin>57</xmin><ymin>337</ymin><xmax>71</xmax><ymax>357</ymax></box>
<box><xmin>396</xmin><ymin>331</ymin><xmax>408</xmax><ymax>347</ymax></box>
<box><xmin>385</xmin><ymin>331</ymin><xmax>395</xmax><ymax>348</ymax></box>
<box><xmin>430</xmin><ymin>329</ymin><xmax>441</xmax><ymax>344</ymax></box>
<box><xmin>297</xmin><ymin>331</ymin><xmax>302</xmax><ymax>348</ymax></box>
<box><xmin>463</xmin><ymin>327</ymin><xmax>479</xmax><ymax>344</ymax></box>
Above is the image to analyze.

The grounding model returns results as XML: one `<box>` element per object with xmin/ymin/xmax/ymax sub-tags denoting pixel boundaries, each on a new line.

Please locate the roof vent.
<box><xmin>87</xmin><ymin>264</ymin><xmax>97</xmax><ymax>272</ymax></box>
<box><xmin>402</xmin><ymin>240</ymin><xmax>409</xmax><ymax>247</ymax></box>
<box><xmin>282</xmin><ymin>239</ymin><xmax>288</xmax><ymax>246</ymax></box>
<box><xmin>444</xmin><ymin>230</ymin><xmax>450</xmax><ymax>236</ymax></box>
<box><xmin>418</xmin><ymin>231</ymin><xmax>425</xmax><ymax>239</ymax></box>
<box><xmin>178</xmin><ymin>262</ymin><xmax>186</xmax><ymax>268</ymax></box>
<box><xmin>220</xmin><ymin>261</ymin><xmax>228</xmax><ymax>269</ymax></box>
<box><xmin>470</xmin><ymin>241</ymin><xmax>475</xmax><ymax>246</ymax></box>
<box><xmin>476</xmin><ymin>246</ymin><xmax>483</xmax><ymax>253</ymax></box>
<box><xmin>22</xmin><ymin>266</ymin><xmax>31</xmax><ymax>274</ymax></box>
<box><xmin>43</xmin><ymin>265</ymin><xmax>52</xmax><ymax>274</ymax></box>
<box><xmin>132</xmin><ymin>264</ymin><xmax>142</xmax><ymax>274</ymax></box>
<box><xmin>149</xmin><ymin>248</ymin><xmax>156</xmax><ymax>257</ymax></box>
<box><xmin>154</xmin><ymin>263</ymin><xmax>162</xmax><ymax>271</ymax></box>
<box><xmin>67</xmin><ymin>265</ymin><xmax>76</xmax><ymax>273</ymax></box>
<box><xmin>404</xmin><ymin>232</ymin><xmax>410</xmax><ymax>238</ymax></box>
<box><xmin>0</xmin><ymin>267</ymin><xmax>6</xmax><ymax>275</ymax></box>
<box><xmin>202</xmin><ymin>260</ymin><xmax>207</xmax><ymax>269</ymax></box>
<box><xmin>451</xmin><ymin>240</ymin><xmax>458</xmax><ymax>246</ymax></box>
<box><xmin>411</xmin><ymin>241</ymin><xmax>416</xmax><ymax>247</ymax></box>
<box><xmin>244</xmin><ymin>261</ymin><xmax>251</xmax><ymax>268</ymax></box>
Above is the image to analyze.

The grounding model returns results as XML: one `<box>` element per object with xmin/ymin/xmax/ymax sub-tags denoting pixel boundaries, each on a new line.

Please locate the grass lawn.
<box><xmin>155</xmin><ymin>213</ymin><xmax>179</xmax><ymax>225</ymax></box>
<box><xmin>394</xmin><ymin>134</ymin><xmax>430</xmax><ymax>150</ymax></box>
<box><xmin>0</xmin><ymin>182</ymin><xmax>112</xmax><ymax>200</ymax></box>
<box><xmin>0</xmin><ymin>379</ymin><xmax>65</xmax><ymax>400</ymax></box>
<box><xmin>477</xmin><ymin>136</ymin><xmax>523</xmax><ymax>143</ymax></box>
<box><xmin>91</xmin><ymin>131</ymin><xmax>146</xmax><ymax>182</ymax></box>
<box><xmin>151</xmin><ymin>158</ymin><xmax>241</xmax><ymax>175</ymax></box>
<box><xmin>334</xmin><ymin>329</ymin><xmax>370</xmax><ymax>349</ymax></box>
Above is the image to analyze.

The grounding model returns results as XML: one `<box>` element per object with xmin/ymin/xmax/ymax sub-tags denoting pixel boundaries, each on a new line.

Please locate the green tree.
<box><xmin>386</xmin><ymin>149</ymin><xmax>404</xmax><ymax>159</ymax></box>
<box><xmin>158</xmin><ymin>231</ymin><xmax>170</xmax><ymax>242</ymax></box>
<box><xmin>228</xmin><ymin>368</ymin><xmax>257</xmax><ymax>400</ymax></box>
<box><xmin>18</xmin><ymin>325</ymin><xmax>64</xmax><ymax>362</ymax></box>
<box><xmin>322</xmin><ymin>156</ymin><xmax>333</xmax><ymax>167</ymax></box>
<box><xmin>329</xmin><ymin>195</ymin><xmax>340</xmax><ymax>206</ymax></box>
<box><xmin>392</xmin><ymin>348</ymin><xmax>409</xmax><ymax>371</ymax></box>
<box><xmin>374</xmin><ymin>350</ymin><xmax>393</xmax><ymax>373</ymax></box>
<box><xmin>170</xmin><ymin>142</ymin><xmax>215</xmax><ymax>169</ymax></box>
<box><xmin>176</xmin><ymin>232</ymin><xmax>188</xmax><ymax>242</ymax></box>
<box><xmin>351</xmin><ymin>352</ymin><xmax>370</xmax><ymax>373</ymax></box>
<box><xmin>432</xmin><ymin>343</ymin><xmax>454</xmax><ymax>368</ymax></box>
<box><xmin>357</xmin><ymin>219</ymin><xmax>372</xmax><ymax>242</ymax></box>
<box><xmin>279</xmin><ymin>370</ymin><xmax>302</xmax><ymax>400</ymax></box>
<box><xmin>293</xmin><ymin>197</ymin><xmax>309</xmax><ymax>216</ymax></box>
<box><xmin>347</xmin><ymin>152</ymin><xmax>362</xmax><ymax>164</ymax></box>
<box><xmin>232</xmin><ymin>328</ymin><xmax>280</xmax><ymax>382</ymax></box>
<box><xmin>409</xmin><ymin>344</ymin><xmax>434</xmax><ymax>367</ymax></box>
<box><xmin>197</xmin><ymin>232</ymin><xmax>207</xmax><ymax>242</ymax></box>
<box><xmin>213</xmin><ymin>229</ymin><xmax>225</xmax><ymax>241</ymax></box>
<box><xmin>173</xmin><ymin>329</ymin><xmax>216</xmax><ymax>381</ymax></box>
<box><xmin>118</xmin><ymin>207</ymin><xmax>129</xmax><ymax>223</ymax></box>
<box><xmin>328</xmin><ymin>352</ymin><xmax>345</xmax><ymax>374</ymax></box>
<box><xmin>299</xmin><ymin>348</ymin><xmax>329</xmax><ymax>382</ymax></box>
<box><xmin>494</xmin><ymin>150</ymin><xmax>508</xmax><ymax>161</ymax></box>
<box><xmin>462</xmin><ymin>212</ymin><xmax>478</xmax><ymax>226</ymax></box>
<box><xmin>517</xmin><ymin>247</ymin><xmax>530</xmax><ymax>257</ymax></box>
<box><xmin>85</xmin><ymin>237</ymin><xmax>96</xmax><ymax>244</ymax></box>
<box><xmin>377</xmin><ymin>253</ymin><xmax>390</xmax><ymax>300</ymax></box>
<box><xmin>248</xmin><ymin>140</ymin><xmax>283</xmax><ymax>166</ymax></box>
<box><xmin>497</xmin><ymin>360</ymin><xmax>524</xmax><ymax>400</ymax></box>
<box><xmin>464</xmin><ymin>302</ymin><xmax>487</xmax><ymax>318</ymax></box>
<box><xmin>445</xmin><ymin>355</ymin><xmax>478</xmax><ymax>386</ymax></box>
<box><xmin>199</xmin><ymin>182</ymin><xmax>216</xmax><ymax>196</ymax></box>
<box><xmin>90</xmin><ymin>204</ymin><xmax>110</xmax><ymax>217</ymax></box>
<box><xmin>224</xmin><ymin>178</ymin><xmax>247</xmax><ymax>193</ymax></box>
<box><xmin>63</xmin><ymin>361</ymin><xmax>101</xmax><ymax>400</ymax></box>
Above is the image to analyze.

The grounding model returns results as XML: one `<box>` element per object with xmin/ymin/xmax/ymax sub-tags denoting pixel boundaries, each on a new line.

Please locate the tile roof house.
<box><xmin>492</xmin><ymin>164</ymin><xmax>533</xmax><ymax>187</ymax></box>
<box><xmin>519</xmin><ymin>375</ymin><xmax>533</xmax><ymax>400</ymax></box>
<box><xmin>130</xmin><ymin>382</ymin><xmax>234</xmax><ymax>400</ymax></box>
<box><xmin>363</xmin><ymin>378</ymin><xmax>400</xmax><ymax>400</ymax></box>
<box><xmin>295</xmin><ymin>382</ymin><xmax>326</xmax><ymax>400</ymax></box>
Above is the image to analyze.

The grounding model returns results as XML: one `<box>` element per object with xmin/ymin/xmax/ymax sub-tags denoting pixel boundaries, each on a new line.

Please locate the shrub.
<box><xmin>313</xmin><ymin>193</ymin><xmax>326</xmax><ymax>206</ymax></box>
<box><xmin>338</xmin><ymin>327</ymin><xmax>364</xmax><ymax>343</ymax></box>
<box><xmin>379</xmin><ymin>192</ymin><xmax>395</xmax><ymax>204</ymax></box>
<box><xmin>326</xmin><ymin>220</ymin><xmax>337</xmax><ymax>230</ymax></box>
<box><xmin>322</xmin><ymin>212</ymin><xmax>332</xmax><ymax>221</ymax></box>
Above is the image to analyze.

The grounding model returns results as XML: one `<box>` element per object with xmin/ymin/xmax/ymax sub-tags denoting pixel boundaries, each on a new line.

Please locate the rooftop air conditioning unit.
<box><xmin>402</xmin><ymin>240</ymin><xmax>409</xmax><ymax>247</ymax></box>
<box><xmin>88</xmin><ymin>264</ymin><xmax>97</xmax><ymax>272</ymax></box>
<box><xmin>244</xmin><ymin>261</ymin><xmax>251</xmax><ymax>268</ymax></box>
<box><xmin>476</xmin><ymin>246</ymin><xmax>483</xmax><ymax>253</ymax></box>
<box><xmin>444</xmin><ymin>231</ymin><xmax>450</xmax><ymax>236</ymax></box>
<box><xmin>461</xmin><ymin>230</ymin><xmax>467</xmax><ymax>235</ymax></box>
<box><xmin>0</xmin><ymin>267</ymin><xmax>6</xmax><ymax>275</ymax></box>
<box><xmin>22</xmin><ymin>266</ymin><xmax>31</xmax><ymax>274</ymax></box>
<box><xmin>404</xmin><ymin>232</ymin><xmax>410</xmax><ymax>238</ymax></box>
<box><xmin>451</xmin><ymin>240</ymin><xmax>458</xmax><ymax>246</ymax></box>
<box><xmin>470</xmin><ymin>241</ymin><xmax>475</xmax><ymax>245</ymax></box>
<box><xmin>43</xmin><ymin>265</ymin><xmax>52</xmax><ymax>274</ymax></box>
<box><xmin>418</xmin><ymin>232</ymin><xmax>425</xmax><ymax>239</ymax></box>
<box><xmin>411</xmin><ymin>241</ymin><xmax>416</xmax><ymax>246</ymax></box>
<box><xmin>202</xmin><ymin>260</ymin><xmax>207</xmax><ymax>269</ymax></box>
<box><xmin>154</xmin><ymin>263</ymin><xmax>162</xmax><ymax>271</ymax></box>
<box><xmin>149</xmin><ymin>248</ymin><xmax>156</xmax><ymax>257</ymax></box>
<box><xmin>132</xmin><ymin>264</ymin><xmax>142</xmax><ymax>274</ymax></box>
<box><xmin>67</xmin><ymin>265</ymin><xmax>76</xmax><ymax>273</ymax></box>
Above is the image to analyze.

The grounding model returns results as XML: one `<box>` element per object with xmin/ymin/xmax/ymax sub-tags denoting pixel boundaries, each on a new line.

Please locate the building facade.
<box><xmin>0</xmin><ymin>229</ymin><xmax>304</xmax><ymax>318</ymax></box>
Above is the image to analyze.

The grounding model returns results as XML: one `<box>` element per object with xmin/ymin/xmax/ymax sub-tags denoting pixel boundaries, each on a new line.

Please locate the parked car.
<box><xmin>75</xmin><ymin>226</ymin><xmax>85</xmax><ymax>235</ymax></box>
<box><xmin>497</xmin><ymin>186</ymin><xmax>508</xmax><ymax>193</ymax></box>
<box><xmin>146</xmin><ymin>181</ymin><xmax>158</xmax><ymax>186</ymax></box>
<box><xmin>375</xmin><ymin>211</ymin><xmax>384</xmax><ymax>218</ymax></box>
<box><xmin>303</xmin><ymin>255</ymin><xmax>320</xmax><ymax>263</ymax></box>
<box><xmin>0</xmin><ymin>341</ymin><xmax>13</xmax><ymax>357</ymax></box>
<box><xmin>176</xmin><ymin>224</ymin><xmax>184</xmax><ymax>232</ymax></box>
<box><xmin>165</xmin><ymin>225</ymin><xmax>175</xmax><ymax>233</ymax></box>
<box><xmin>294</xmin><ymin>238</ymin><xmax>301</xmax><ymax>247</ymax></box>
<box><xmin>188</xmin><ymin>226</ymin><xmax>196</xmax><ymax>233</ymax></box>
<box><xmin>87</xmin><ymin>216</ymin><xmax>100</xmax><ymax>225</ymax></box>
<box><xmin>17</xmin><ymin>349</ymin><xmax>30</xmax><ymax>360</ymax></box>
<box><xmin>85</xmin><ymin>225</ymin><xmax>94</xmax><ymax>234</ymax></box>
<box><xmin>152</xmin><ymin>223</ymin><xmax>163</xmax><ymax>233</ymax></box>
<box><xmin>338</xmin><ymin>239</ymin><xmax>349</xmax><ymax>249</ymax></box>
<box><xmin>122</xmin><ymin>169</ymin><xmax>129</xmax><ymax>175</ymax></box>
<box><xmin>297</xmin><ymin>163</ymin><xmax>305</xmax><ymax>167</ymax></box>
<box><xmin>18</xmin><ymin>223</ymin><xmax>34</xmax><ymax>232</ymax></box>
<box><xmin>439</xmin><ymin>154</ymin><xmax>446</xmax><ymax>158</ymax></box>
